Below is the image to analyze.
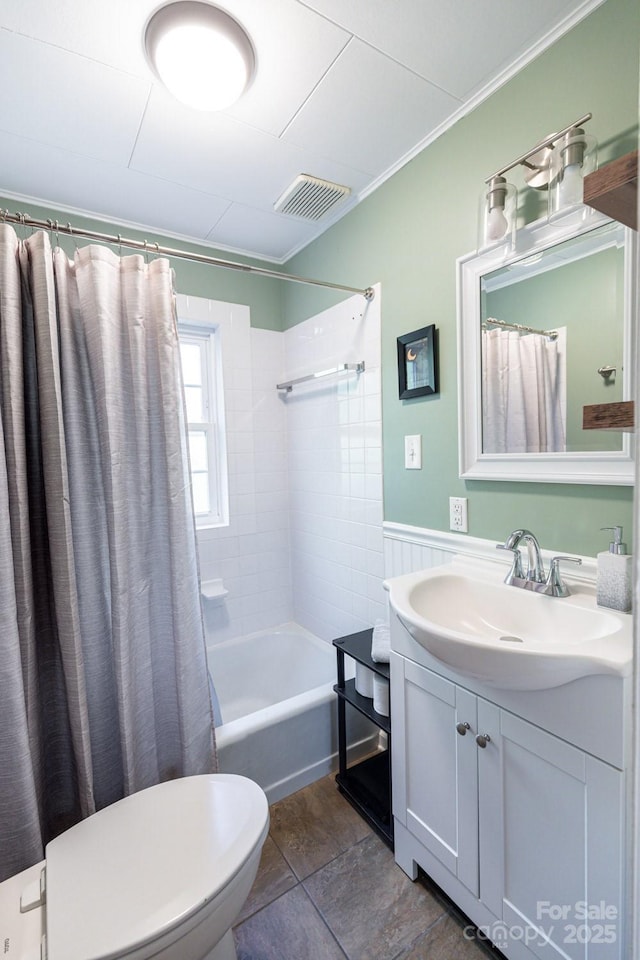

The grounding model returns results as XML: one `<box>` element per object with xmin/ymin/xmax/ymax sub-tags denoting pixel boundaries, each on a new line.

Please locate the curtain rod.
<box><xmin>1</xmin><ymin>209</ymin><xmax>375</xmax><ymax>301</ymax></box>
<box><xmin>483</xmin><ymin>317</ymin><xmax>558</xmax><ymax>340</ymax></box>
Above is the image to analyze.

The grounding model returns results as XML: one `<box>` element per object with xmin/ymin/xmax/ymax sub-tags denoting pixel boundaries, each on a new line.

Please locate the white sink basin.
<box><xmin>384</xmin><ymin>557</ymin><xmax>632</xmax><ymax>690</ymax></box>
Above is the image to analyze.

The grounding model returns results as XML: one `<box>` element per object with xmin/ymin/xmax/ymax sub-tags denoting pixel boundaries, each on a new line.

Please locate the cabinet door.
<box><xmin>391</xmin><ymin>654</ymin><xmax>479</xmax><ymax>895</ymax></box>
<box><xmin>478</xmin><ymin>702</ymin><xmax>624</xmax><ymax>960</ymax></box>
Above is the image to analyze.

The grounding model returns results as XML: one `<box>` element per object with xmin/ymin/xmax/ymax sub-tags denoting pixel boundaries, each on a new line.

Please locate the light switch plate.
<box><xmin>405</xmin><ymin>435</ymin><xmax>422</xmax><ymax>469</ymax></box>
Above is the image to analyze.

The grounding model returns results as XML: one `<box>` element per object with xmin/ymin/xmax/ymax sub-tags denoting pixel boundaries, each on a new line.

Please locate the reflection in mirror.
<box><xmin>457</xmin><ymin>211</ymin><xmax>635</xmax><ymax>484</ymax></box>
<box><xmin>480</xmin><ymin>222</ymin><xmax>625</xmax><ymax>455</ymax></box>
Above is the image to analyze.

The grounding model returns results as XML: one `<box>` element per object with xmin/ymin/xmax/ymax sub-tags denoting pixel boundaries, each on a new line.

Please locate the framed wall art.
<box><xmin>397</xmin><ymin>324</ymin><xmax>438</xmax><ymax>399</ymax></box>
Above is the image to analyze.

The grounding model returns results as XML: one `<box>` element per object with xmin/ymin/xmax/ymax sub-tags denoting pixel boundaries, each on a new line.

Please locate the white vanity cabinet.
<box><xmin>391</xmin><ymin>657</ymin><xmax>481</xmax><ymax>894</ymax></box>
<box><xmin>390</xmin><ymin>633</ymin><xmax>627</xmax><ymax>960</ymax></box>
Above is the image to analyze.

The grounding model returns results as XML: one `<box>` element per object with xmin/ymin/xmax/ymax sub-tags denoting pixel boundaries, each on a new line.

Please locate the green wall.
<box><xmin>2</xmin><ymin>0</ymin><xmax>637</xmax><ymax>557</ymax></box>
<box><xmin>281</xmin><ymin>0</ymin><xmax>639</xmax><ymax>557</ymax></box>
<box><xmin>0</xmin><ymin>198</ymin><xmax>284</xmax><ymax>331</ymax></box>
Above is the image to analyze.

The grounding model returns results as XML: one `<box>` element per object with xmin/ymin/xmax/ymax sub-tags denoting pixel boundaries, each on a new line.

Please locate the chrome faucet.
<box><xmin>502</xmin><ymin>529</ymin><xmax>545</xmax><ymax>582</ymax></box>
<box><xmin>497</xmin><ymin>529</ymin><xmax>582</xmax><ymax>597</ymax></box>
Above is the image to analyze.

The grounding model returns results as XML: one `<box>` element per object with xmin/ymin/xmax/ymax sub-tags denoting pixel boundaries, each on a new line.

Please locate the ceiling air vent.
<box><xmin>274</xmin><ymin>174</ymin><xmax>351</xmax><ymax>221</ymax></box>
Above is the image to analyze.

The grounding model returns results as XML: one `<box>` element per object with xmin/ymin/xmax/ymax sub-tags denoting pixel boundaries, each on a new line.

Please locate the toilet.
<box><xmin>1</xmin><ymin>773</ymin><xmax>269</xmax><ymax>960</ymax></box>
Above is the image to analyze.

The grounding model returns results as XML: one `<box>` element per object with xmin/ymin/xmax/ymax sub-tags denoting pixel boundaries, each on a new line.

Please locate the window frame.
<box><xmin>178</xmin><ymin>322</ymin><xmax>228</xmax><ymax>528</ymax></box>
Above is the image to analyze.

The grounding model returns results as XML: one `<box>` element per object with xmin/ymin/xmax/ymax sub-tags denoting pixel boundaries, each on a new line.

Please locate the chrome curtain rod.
<box><xmin>1</xmin><ymin>209</ymin><xmax>375</xmax><ymax>301</ymax></box>
<box><xmin>483</xmin><ymin>317</ymin><xmax>558</xmax><ymax>340</ymax></box>
<box><xmin>485</xmin><ymin>112</ymin><xmax>592</xmax><ymax>183</ymax></box>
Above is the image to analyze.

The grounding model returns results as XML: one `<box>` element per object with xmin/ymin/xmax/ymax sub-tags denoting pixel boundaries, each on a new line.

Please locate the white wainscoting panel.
<box><xmin>383</xmin><ymin>522</ymin><xmax>597</xmax><ymax>583</ymax></box>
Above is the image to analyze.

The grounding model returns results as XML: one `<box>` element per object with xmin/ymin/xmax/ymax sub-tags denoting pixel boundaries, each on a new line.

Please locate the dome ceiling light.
<box><xmin>144</xmin><ymin>1</ymin><xmax>256</xmax><ymax>111</ymax></box>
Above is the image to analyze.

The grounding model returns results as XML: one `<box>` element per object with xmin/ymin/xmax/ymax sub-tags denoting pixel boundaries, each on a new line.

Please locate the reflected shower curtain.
<box><xmin>482</xmin><ymin>327</ymin><xmax>566</xmax><ymax>454</ymax></box>
<box><xmin>0</xmin><ymin>226</ymin><xmax>215</xmax><ymax>881</ymax></box>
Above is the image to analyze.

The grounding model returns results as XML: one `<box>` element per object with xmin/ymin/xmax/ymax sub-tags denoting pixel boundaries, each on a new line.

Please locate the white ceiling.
<box><xmin>0</xmin><ymin>0</ymin><xmax>603</xmax><ymax>263</ymax></box>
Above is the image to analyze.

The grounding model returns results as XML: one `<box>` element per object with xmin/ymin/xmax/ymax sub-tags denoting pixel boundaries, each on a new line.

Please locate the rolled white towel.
<box><xmin>371</xmin><ymin>619</ymin><xmax>390</xmax><ymax>663</ymax></box>
<box><xmin>355</xmin><ymin>662</ymin><xmax>375</xmax><ymax>698</ymax></box>
<box><xmin>373</xmin><ymin>674</ymin><xmax>390</xmax><ymax>716</ymax></box>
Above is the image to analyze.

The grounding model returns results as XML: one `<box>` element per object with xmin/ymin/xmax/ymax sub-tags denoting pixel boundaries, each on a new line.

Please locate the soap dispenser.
<box><xmin>596</xmin><ymin>526</ymin><xmax>632</xmax><ymax>613</ymax></box>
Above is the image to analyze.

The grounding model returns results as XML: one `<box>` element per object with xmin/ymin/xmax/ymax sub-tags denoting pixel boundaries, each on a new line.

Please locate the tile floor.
<box><xmin>233</xmin><ymin>773</ymin><xmax>504</xmax><ymax>960</ymax></box>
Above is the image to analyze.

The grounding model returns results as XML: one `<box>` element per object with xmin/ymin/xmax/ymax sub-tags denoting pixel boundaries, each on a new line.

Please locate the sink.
<box><xmin>384</xmin><ymin>557</ymin><xmax>632</xmax><ymax>690</ymax></box>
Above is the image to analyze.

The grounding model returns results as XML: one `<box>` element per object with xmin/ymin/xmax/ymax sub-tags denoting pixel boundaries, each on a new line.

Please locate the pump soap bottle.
<box><xmin>596</xmin><ymin>526</ymin><xmax>632</xmax><ymax>613</ymax></box>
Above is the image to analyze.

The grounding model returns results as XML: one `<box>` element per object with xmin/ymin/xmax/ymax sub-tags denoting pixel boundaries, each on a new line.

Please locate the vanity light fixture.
<box><xmin>480</xmin><ymin>112</ymin><xmax>596</xmax><ymax>249</ymax></box>
<box><xmin>548</xmin><ymin>127</ymin><xmax>597</xmax><ymax>219</ymax></box>
<box><xmin>479</xmin><ymin>175</ymin><xmax>517</xmax><ymax>250</ymax></box>
<box><xmin>143</xmin><ymin>1</ymin><xmax>256</xmax><ymax>111</ymax></box>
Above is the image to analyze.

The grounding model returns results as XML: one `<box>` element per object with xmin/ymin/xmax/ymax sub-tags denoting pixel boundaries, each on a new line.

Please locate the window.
<box><xmin>178</xmin><ymin>324</ymin><xmax>228</xmax><ymax>527</ymax></box>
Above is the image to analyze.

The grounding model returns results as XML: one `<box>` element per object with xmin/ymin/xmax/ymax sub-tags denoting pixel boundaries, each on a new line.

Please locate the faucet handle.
<box><xmin>496</xmin><ymin>543</ymin><xmax>524</xmax><ymax>581</ymax></box>
<box><xmin>546</xmin><ymin>556</ymin><xmax>582</xmax><ymax>597</ymax></box>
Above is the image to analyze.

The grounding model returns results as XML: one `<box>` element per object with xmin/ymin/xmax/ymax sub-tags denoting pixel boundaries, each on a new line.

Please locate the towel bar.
<box><xmin>276</xmin><ymin>361</ymin><xmax>365</xmax><ymax>393</ymax></box>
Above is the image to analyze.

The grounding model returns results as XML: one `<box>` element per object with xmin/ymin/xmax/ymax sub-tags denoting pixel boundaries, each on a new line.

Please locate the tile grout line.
<box><xmin>299</xmin><ymin>841</ymin><xmax>454</xmax><ymax>960</ymax></box>
<box><xmin>250</xmin><ymin>796</ymin><xmax>378</xmax><ymax>958</ymax></box>
<box><xmin>268</xmin><ymin>820</ymin><xmax>374</xmax><ymax>884</ymax></box>
<box><xmin>236</xmin><ymin>826</ymin><xmax>371</xmax><ymax>928</ymax></box>
<box><xmin>254</xmin><ymin>778</ymin><xmax>500</xmax><ymax>958</ymax></box>
<box><xmin>234</xmin><ymin>875</ymin><xmax>302</xmax><ymax>929</ymax></box>
<box><xmin>298</xmin><ymin>830</ymin><xmax>377</xmax><ymax>885</ymax></box>
<box><xmin>303</xmin><ymin>890</ymin><xmax>351</xmax><ymax>960</ymax></box>
<box><xmin>238</xmin><ymin>830</ymin><xmax>485</xmax><ymax>957</ymax></box>
<box><xmin>234</xmin><ymin>872</ymin><xmax>350</xmax><ymax>958</ymax></box>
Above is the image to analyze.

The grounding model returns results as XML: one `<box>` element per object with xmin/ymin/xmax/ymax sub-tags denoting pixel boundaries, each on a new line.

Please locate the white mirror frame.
<box><xmin>457</xmin><ymin>211</ymin><xmax>636</xmax><ymax>484</ymax></box>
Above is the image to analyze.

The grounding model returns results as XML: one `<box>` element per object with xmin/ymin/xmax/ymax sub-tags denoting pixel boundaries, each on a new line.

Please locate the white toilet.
<box><xmin>1</xmin><ymin>773</ymin><xmax>269</xmax><ymax>960</ymax></box>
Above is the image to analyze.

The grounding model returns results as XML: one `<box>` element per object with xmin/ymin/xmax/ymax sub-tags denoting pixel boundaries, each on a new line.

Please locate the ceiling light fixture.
<box><xmin>143</xmin><ymin>1</ymin><xmax>256</xmax><ymax>111</ymax></box>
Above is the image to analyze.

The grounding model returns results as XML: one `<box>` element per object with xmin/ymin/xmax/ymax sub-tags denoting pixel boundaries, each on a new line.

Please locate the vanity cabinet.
<box><xmin>390</xmin><ymin>643</ymin><xmax>626</xmax><ymax>960</ymax></box>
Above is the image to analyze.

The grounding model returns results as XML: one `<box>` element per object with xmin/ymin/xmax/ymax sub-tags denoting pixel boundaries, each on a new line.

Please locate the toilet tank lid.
<box><xmin>45</xmin><ymin>774</ymin><xmax>269</xmax><ymax>960</ymax></box>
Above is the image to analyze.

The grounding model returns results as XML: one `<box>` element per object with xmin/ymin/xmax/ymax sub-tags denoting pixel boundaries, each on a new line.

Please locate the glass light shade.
<box><xmin>478</xmin><ymin>177</ymin><xmax>517</xmax><ymax>253</ymax></box>
<box><xmin>144</xmin><ymin>1</ymin><xmax>255</xmax><ymax>111</ymax></box>
<box><xmin>548</xmin><ymin>129</ymin><xmax>597</xmax><ymax>220</ymax></box>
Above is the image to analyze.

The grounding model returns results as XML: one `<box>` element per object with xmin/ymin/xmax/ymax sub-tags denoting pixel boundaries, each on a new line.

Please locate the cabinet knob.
<box><xmin>476</xmin><ymin>733</ymin><xmax>491</xmax><ymax>748</ymax></box>
<box><xmin>456</xmin><ymin>722</ymin><xmax>471</xmax><ymax>736</ymax></box>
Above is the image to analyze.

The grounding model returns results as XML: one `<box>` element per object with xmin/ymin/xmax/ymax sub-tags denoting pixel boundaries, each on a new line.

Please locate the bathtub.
<box><xmin>206</xmin><ymin>623</ymin><xmax>377</xmax><ymax>803</ymax></box>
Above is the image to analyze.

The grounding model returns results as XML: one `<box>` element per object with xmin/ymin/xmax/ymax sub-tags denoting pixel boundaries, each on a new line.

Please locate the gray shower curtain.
<box><xmin>0</xmin><ymin>225</ymin><xmax>216</xmax><ymax>882</ymax></box>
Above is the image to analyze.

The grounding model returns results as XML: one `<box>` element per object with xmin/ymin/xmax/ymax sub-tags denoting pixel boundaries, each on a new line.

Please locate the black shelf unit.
<box><xmin>333</xmin><ymin>629</ymin><xmax>393</xmax><ymax>848</ymax></box>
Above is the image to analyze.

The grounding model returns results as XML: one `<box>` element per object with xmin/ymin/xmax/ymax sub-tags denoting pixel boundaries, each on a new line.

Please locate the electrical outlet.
<box><xmin>449</xmin><ymin>496</ymin><xmax>468</xmax><ymax>532</ymax></box>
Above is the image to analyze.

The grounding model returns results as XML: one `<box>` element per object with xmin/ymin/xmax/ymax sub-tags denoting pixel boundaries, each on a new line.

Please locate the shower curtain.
<box><xmin>482</xmin><ymin>327</ymin><xmax>566</xmax><ymax>454</ymax></box>
<box><xmin>0</xmin><ymin>225</ymin><xmax>215</xmax><ymax>882</ymax></box>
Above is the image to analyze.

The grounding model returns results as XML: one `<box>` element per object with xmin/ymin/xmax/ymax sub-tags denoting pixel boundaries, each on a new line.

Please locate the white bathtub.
<box><xmin>206</xmin><ymin>623</ymin><xmax>376</xmax><ymax>803</ymax></box>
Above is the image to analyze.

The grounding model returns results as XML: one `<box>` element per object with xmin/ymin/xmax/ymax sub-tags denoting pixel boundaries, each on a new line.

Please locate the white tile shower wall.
<box><xmin>284</xmin><ymin>284</ymin><xmax>385</xmax><ymax>641</ymax></box>
<box><xmin>176</xmin><ymin>294</ymin><xmax>292</xmax><ymax>643</ymax></box>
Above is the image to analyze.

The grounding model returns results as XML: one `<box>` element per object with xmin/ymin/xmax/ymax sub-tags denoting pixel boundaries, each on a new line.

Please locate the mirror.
<box><xmin>457</xmin><ymin>211</ymin><xmax>636</xmax><ymax>484</ymax></box>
